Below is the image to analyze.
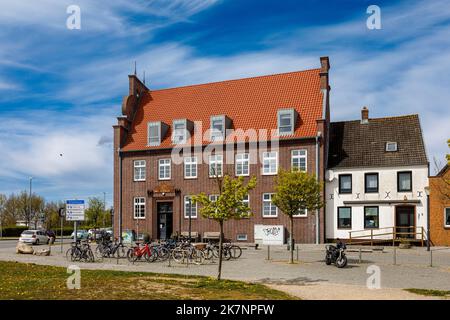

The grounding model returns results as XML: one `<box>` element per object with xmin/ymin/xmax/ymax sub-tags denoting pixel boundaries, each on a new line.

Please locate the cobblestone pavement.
<box><xmin>1</xmin><ymin>243</ymin><xmax>449</xmax><ymax>299</ymax></box>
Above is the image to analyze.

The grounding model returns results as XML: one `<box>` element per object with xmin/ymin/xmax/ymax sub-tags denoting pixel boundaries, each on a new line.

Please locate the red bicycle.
<box><xmin>127</xmin><ymin>242</ymin><xmax>157</xmax><ymax>263</ymax></box>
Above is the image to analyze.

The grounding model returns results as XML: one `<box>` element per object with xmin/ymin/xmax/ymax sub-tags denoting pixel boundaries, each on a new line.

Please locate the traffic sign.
<box><xmin>66</xmin><ymin>199</ymin><xmax>85</xmax><ymax>221</ymax></box>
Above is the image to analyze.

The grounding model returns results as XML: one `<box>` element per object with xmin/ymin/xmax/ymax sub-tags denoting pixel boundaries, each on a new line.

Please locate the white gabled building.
<box><xmin>325</xmin><ymin>108</ymin><xmax>429</xmax><ymax>245</ymax></box>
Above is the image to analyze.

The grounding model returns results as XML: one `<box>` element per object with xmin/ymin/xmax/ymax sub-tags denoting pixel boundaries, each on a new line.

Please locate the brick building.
<box><xmin>429</xmin><ymin>165</ymin><xmax>450</xmax><ymax>246</ymax></box>
<box><xmin>113</xmin><ymin>57</ymin><xmax>331</xmax><ymax>243</ymax></box>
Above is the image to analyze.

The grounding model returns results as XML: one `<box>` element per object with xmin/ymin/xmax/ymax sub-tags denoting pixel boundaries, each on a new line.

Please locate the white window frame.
<box><xmin>209</xmin><ymin>154</ymin><xmax>223</xmax><ymax>178</ymax></box>
<box><xmin>172</xmin><ymin>119</ymin><xmax>187</xmax><ymax>144</ymax></box>
<box><xmin>293</xmin><ymin>208</ymin><xmax>308</xmax><ymax>218</ymax></box>
<box><xmin>210</xmin><ymin>115</ymin><xmax>225</xmax><ymax>141</ymax></box>
<box><xmin>242</xmin><ymin>194</ymin><xmax>250</xmax><ymax>208</ymax></box>
<box><xmin>147</xmin><ymin>122</ymin><xmax>161</xmax><ymax>146</ymax></box>
<box><xmin>184</xmin><ymin>156</ymin><xmax>198</xmax><ymax>179</ymax></box>
<box><xmin>262</xmin><ymin>151</ymin><xmax>278</xmax><ymax>175</ymax></box>
<box><xmin>133</xmin><ymin>197</ymin><xmax>146</xmax><ymax>219</ymax></box>
<box><xmin>445</xmin><ymin>207</ymin><xmax>450</xmax><ymax>228</ymax></box>
<box><xmin>158</xmin><ymin>159</ymin><xmax>171</xmax><ymax>180</ymax></box>
<box><xmin>262</xmin><ymin>193</ymin><xmax>278</xmax><ymax>217</ymax></box>
<box><xmin>209</xmin><ymin>194</ymin><xmax>219</xmax><ymax>202</ymax></box>
<box><xmin>184</xmin><ymin>196</ymin><xmax>197</xmax><ymax>219</ymax></box>
<box><xmin>291</xmin><ymin>149</ymin><xmax>307</xmax><ymax>171</ymax></box>
<box><xmin>133</xmin><ymin>160</ymin><xmax>146</xmax><ymax>181</ymax></box>
<box><xmin>236</xmin><ymin>234</ymin><xmax>248</xmax><ymax>241</ymax></box>
<box><xmin>277</xmin><ymin>109</ymin><xmax>295</xmax><ymax>136</ymax></box>
<box><xmin>235</xmin><ymin>153</ymin><xmax>250</xmax><ymax>176</ymax></box>
<box><xmin>386</xmin><ymin>142</ymin><xmax>398</xmax><ymax>152</ymax></box>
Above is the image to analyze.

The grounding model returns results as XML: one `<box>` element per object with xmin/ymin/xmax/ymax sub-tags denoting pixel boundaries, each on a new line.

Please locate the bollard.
<box><xmin>359</xmin><ymin>248</ymin><xmax>362</xmax><ymax>264</ymax></box>
<box><xmin>393</xmin><ymin>248</ymin><xmax>397</xmax><ymax>265</ymax></box>
<box><xmin>186</xmin><ymin>251</ymin><xmax>189</xmax><ymax>268</ymax></box>
<box><xmin>267</xmin><ymin>245</ymin><xmax>271</xmax><ymax>260</ymax></box>
<box><xmin>429</xmin><ymin>250</ymin><xmax>432</xmax><ymax>267</ymax></box>
<box><xmin>296</xmin><ymin>246</ymin><xmax>299</xmax><ymax>261</ymax></box>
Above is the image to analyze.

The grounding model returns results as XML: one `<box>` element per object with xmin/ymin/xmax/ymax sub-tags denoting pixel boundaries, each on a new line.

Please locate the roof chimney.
<box><xmin>319</xmin><ymin>56</ymin><xmax>330</xmax><ymax>90</ymax></box>
<box><xmin>361</xmin><ymin>106</ymin><xmax>369</xmax><ymax>124</ymax></box>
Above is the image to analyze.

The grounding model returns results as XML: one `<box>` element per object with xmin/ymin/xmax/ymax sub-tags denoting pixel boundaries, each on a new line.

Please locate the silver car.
<box><xmin>19</xmin><ymin>230</ymin><xmax>49</xmax><ymax>245</ymax></box>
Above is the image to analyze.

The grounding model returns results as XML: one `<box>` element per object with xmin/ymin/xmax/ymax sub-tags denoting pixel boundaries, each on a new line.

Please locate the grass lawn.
<box><xmin>404</xmin><ymin>288</ymin><xmax>450</xmax><ymax>297</ymax></box>
<box><xmin>0</xmin><ymin>261</ymin><xmax>295</xmax><ymax>300</ymax></box>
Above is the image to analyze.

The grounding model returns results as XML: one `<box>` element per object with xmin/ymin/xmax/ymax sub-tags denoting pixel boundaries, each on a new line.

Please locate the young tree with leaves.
<box><xmin>192</xmin><ymin>175</ymin><xmax>256</xmax><ymax>280</ymax></box>
<box><xmin>85</xmin><ymin>197</ymin><xmax>105</xmax><ymax>227</ymax></box>
<box><xmin>272</xmin><ymin>169</ymin><xmax>323</xmax><ymax>264</ymax></box>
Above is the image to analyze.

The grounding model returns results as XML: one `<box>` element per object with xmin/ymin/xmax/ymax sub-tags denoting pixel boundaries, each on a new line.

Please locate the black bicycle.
<box><xmin>66</xmin><ymin>240</ymin><xmax>94</xmax><ymax>262</ymax></box>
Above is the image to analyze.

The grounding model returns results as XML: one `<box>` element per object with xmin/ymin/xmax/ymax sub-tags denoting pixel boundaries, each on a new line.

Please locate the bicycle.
<box><xmin>96</xmin><ymin>239</ymin><xmax>127</xmax><ymax>259</ymax></box>
<box><xmin>127</xmin><ymin>242</ymin><xmax>157</xmax><ymax>263</ymax></box>
<box><xmin>172</xmin><ymin>240</ymin><xmax>205</xmax><ymax>265</ymax></box>
<box><xmin>66</xmin><ymin>240</ymin><xmax>94</xmax><ymax>262</ymax></box>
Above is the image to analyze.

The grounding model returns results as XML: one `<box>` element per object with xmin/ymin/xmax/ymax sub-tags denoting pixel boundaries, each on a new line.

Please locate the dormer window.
<box><xmin>148</xmin><ymin>122</ymin><xmax>161</xmax><ymax>146</ymax></box>
<box><xmin>147</xmin><ymin>121</ymin><xmax>169</xmax><ymax>146</ymax></box>
<box><xmin>386</xmin><ymin>142</ymin><xmax>398</xmax><ymax>152</ymax></box>
<box><xmin>172</xmin><ymin>120</ymin><xmax>186</xmax><ymax>144</ymax></box>
<box><xmin>277</xmin><ymin>108</ymin><xmax>297</xmax><ymax>136</ymax></box>
<box><xmin>210</xmin><ymin>115</ymin><xmax>233</xmax><ymax>141</ymax></box>
<box><xmin>210</xmin><ymin>116</ymin><xmax>225</xmax><ymax>141</ymax></box>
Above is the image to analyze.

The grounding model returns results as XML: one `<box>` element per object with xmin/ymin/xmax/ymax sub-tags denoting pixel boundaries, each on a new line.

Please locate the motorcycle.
<box><xmin>325</xmin><ymin>242</ymin><xmax>348</xmax><ymax>268</ymax></box>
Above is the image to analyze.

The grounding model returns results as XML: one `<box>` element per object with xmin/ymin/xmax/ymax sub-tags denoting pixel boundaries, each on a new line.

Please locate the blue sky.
<box><xmin>0</xmin><ymin>0</ymin><xmax>449</xmax><ymax>207</ymax></box>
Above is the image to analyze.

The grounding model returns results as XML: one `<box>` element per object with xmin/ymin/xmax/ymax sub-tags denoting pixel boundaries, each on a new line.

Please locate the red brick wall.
<box><xmin>430</xmin><ymin>168</ymin><xmax>450</xmax><ymax>246</ymax></box>
<box><xmin>114</xmin><ymin>139</ymin><xmax>324</xmax><ymax>243</ymax></box>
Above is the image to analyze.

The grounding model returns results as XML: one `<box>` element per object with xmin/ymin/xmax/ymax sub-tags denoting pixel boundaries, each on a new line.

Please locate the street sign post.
<box><xmin>66</xmin><ymin>200</ymin><xmax>85</xmax><ymax>243</ymax></box>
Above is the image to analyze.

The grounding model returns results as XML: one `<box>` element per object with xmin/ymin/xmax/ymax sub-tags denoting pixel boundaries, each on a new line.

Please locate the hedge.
<box><xmin>0</xmin><ymin>226</ymin><xmax>28</xmax><ymax>237</ymax></box>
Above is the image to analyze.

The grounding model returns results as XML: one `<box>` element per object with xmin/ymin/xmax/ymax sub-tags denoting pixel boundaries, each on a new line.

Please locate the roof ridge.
<box><xmin>150</xmin><ymin>68</ymin><xmax>321</xmax><ymax>92</ymax></box>
<box><xmin>331</xmin><ymin>113</ymin><xmax>419</xmax><ymax>124</ymax></box>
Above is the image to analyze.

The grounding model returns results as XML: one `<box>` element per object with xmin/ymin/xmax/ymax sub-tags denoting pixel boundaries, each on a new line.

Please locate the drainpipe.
<box><xmin>118</xmin><ymin>148</ymin><xmax>123</xmax><ymax>244</ymax></box>
<box><xmin>315</xmin><ymin>132</ymin><xmax>322</xmax><ymax>244</ymax></box>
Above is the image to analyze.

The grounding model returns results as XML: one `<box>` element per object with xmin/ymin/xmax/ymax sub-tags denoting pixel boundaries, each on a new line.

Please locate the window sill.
<box><xmin>293</xmin><ymin>215</ymin><xmax>308</xmax><ymax>218</ymax></box>
<box><xmin>261</xmin><ymin>173</ymin><xmax>277</xmax><ymax>176</ymax></box>
<box><xmin>337</xmin><ymin>227</ymin><xmax>352</xmax><ymax>230</ymax></box>
<box><xmin>158</xmin><ymin>178</ymin><xmax>171</xmax><ymax>181</ymax></box>
<box><xmin>183</xmin><ymin>217</ymin><xmax>197</xmax><ymax>219</ymax></box>
<box><xmin>184</xmin><ymin>176</ymin><xmax>198</xmax><ymax>180</ymax></box>
<box><xmin>339</xmin><ymin>191</ymin><xmax>352</xmax><ymax>194</ymax></box>
<box><xmin>236</xmin><ymin>174</ymin><xmax>250</xmax><ymax>177</ymax></box>
<box><xmin>134</xmin><ymin>180</ymin><xmax>146</xmax><ymax>182</ymax></box>
<box><xmin>262</xmin><ymin>216</ymin><xmax>278</xmax><ymax>218</ymax></box>
<box><xmin>133</xmin><ymin>217</ymin><xmax>146</xmax><ymax>220</ymax></box>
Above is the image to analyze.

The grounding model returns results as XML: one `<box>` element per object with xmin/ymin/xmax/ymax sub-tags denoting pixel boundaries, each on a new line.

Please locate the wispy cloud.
<box><xmin>0</xmin><ymin>0</ymin><xmax>219</xmax><ymax>33</ymax></box>
<box><xmin>56</xmin><ymin>0</ymin><xmax>450</xmax><ymax>167</ymax></box>
<box><xmin>0</xmin><ymin>0</ymin><xmax>449</xmax><ymax>202</ymax></box>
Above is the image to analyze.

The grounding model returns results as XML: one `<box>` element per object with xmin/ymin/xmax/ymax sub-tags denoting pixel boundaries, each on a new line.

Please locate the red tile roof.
<box><xmin>122</xmin><ymin>68</ymin><xmax>324</xmax><ymax>151</ymax></box>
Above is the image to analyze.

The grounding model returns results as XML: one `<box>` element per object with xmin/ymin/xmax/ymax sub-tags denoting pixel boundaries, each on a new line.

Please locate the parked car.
<box><xmin>19</xmin><ymin>230</ymin><xmax>49</xmax><ymax>245</ymax></box>
<box><xmin>70</xmin><ymin>230</ymin><xmax>89</xmax><ymax>240</ymax></box>
<box><xmin>103</xmin><ymin>228</ymin><xmax>113</xmax><ymax>236</ymax></box>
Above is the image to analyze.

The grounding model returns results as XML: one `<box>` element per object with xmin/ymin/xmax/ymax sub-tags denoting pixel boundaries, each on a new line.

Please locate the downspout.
<box><xmin>119</xmin><ymin>148</ymin><xmax>123</xmax><ymax>244</ymax></box>
<box><xmin>315</xmin><ymin>133</ymin><xmax>322</xmax><ymax>244</ymax></box>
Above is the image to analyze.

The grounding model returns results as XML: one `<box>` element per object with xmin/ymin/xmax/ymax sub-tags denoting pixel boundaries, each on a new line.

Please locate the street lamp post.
<box><xmin>103</xmin><ymin>192</ymin><xmax>106</xmax><ymax>228</ymax></box>
<box><xmin>29</xmin><ymin>177</ymin><xmax>33</xmax><ymax>228</ymax></box>
<box><xmin>424</xmin><ymin>187</ymin><xmax>430</xmax><ymax>251</ymax></box>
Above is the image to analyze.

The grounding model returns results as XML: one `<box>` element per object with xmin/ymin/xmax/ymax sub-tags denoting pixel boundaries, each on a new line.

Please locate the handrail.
<box><xmin>348</xmin><ymin>226</ymin><xmax>426</xmax><ymax>246</ymax></box>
